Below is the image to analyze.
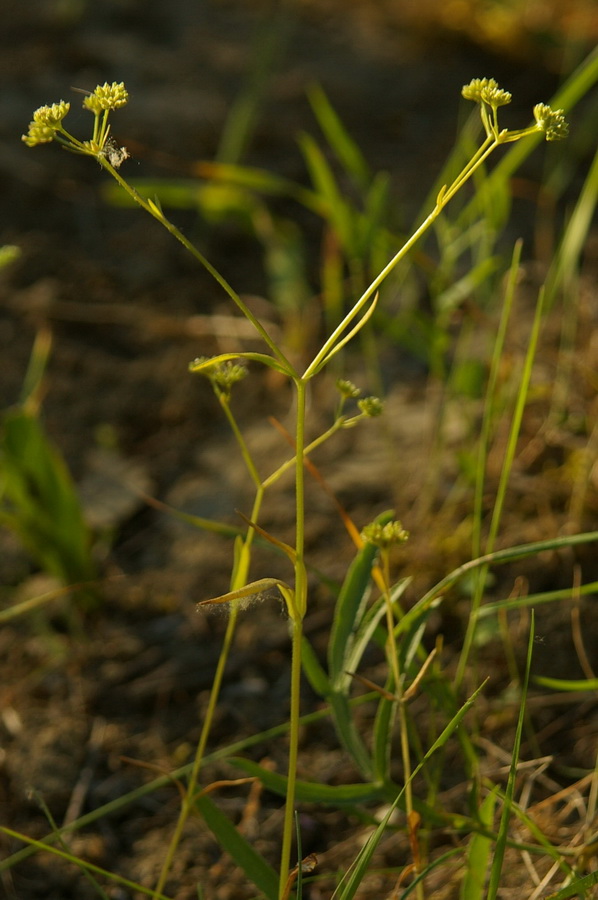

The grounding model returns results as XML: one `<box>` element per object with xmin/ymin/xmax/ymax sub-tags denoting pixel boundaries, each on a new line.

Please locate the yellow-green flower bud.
<box><xmin>357</xmin><ymin>396</ymin><xmax>383</xmax><ymax>418</ymax></box>
<box><xmin>462</xmin><ymin>78</ymin><xmax>511</xmax><ymax>109</ymax></box>
<box><xmin>33</xmin><ymin>101</ymin><xmax>70</xmax><ymax>126</ymax></box>
<box><xmin>336</xmin><ymin>379</ymin><xmax>361</xmax><ymax>399</ymax></box>
<box><xmin>22</xmin><ymin>122</ymin><xmax>55</xmax><ymax>146</ymax></box>
<box><xmin>361</xmin><ymin>520</ymin><xmax>409</xmax><ymax>549</ymax></box>
<box><xmin>533</xmin><ymin>103</ymin><xmax>569</xmax><ymax>141</ymax></box>
<box><xmin>190</xmin><ymin>356</ymin><xmax>247</xmax><ymax>395</ymax></box>
<box><xmin>22</xmin><ymin>101</ymin><xmax>70</xmax><ymax>146</ymax></box>
<box><xmin>83</xmin><ymin>81</ymin><xmax>129</xmax><ymax>113</ymax></box>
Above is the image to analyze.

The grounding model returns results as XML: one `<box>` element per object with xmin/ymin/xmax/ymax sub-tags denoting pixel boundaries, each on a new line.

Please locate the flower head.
<box><xmin>22</xmin><ymin>101</ymin><xmax>70</xmax><ymax>146</ymax></box>
<box><xmin>190</xmin><ymin>356</ymin><xmax>247</xmax><ymax>397</ymax></box>
<box><xmin>336</xmin><ymin>379</ymin><xmax>361</xmax><ymax>399</ymax></box>
<box><xmin>533</xmin><ymin>103</ymin><xmax>569</xmax><ymax>141</ymax></box>
<box><xmin>462</xmin><ymin>78</ymin><xmax>511</xmax><ymax>108</ymax></box>
<box><xmin>83</xmin><ymin>82</ymin><xmax>129</xmax><ymax>113</ymax></box>
<box><xmin>361</xmin><ymin>519</ymin><xmax>409</xmax><ymax>549</ymax></box>
<box><xmin>357</xmin><ymin>396</ymin><xmax>383</xmax><ymax>418</ymax></box>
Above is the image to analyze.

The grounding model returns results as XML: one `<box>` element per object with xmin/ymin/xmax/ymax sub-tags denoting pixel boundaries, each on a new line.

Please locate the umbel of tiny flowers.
<box><xmin>462</xmin><ymin>77</ymin><xmax>569</xmax><ymax>143</ymax></box>
<box><xmin>191</xmin><ymin>356</ymin><xmax>248</xmax><ymax>400</ymax></box>
<box><xmin>361</xmin><ymin>519</ymin><xmax>410</xmax><ymax>549</ymax></box>
<box><xmin>22</xmin><ymin>82</ymin><xmax>130</xmax><ymax>166</ymax></box>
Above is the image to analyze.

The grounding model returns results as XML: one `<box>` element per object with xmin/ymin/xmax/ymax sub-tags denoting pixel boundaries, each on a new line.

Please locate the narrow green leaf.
<box><xmin>328</xmin><ymin>510</ymin><xmax>394</xmax><ymax>687</ymax></box>
<box><xmin>337</xmin><ymin>681</ymin><xmax>487</xmax><ymax>900</ymax></box>
<box><xmin>298</xmin><ymin>132</ymin><xmax>353</xmax><ymax>250</ymax></box>
<box><xmin>300</xmin><ymin>636</ymin><xmax>330</xmax><ymax>697</ymax></box>
<box><xmin>195</xmin><ymin>794</ymin><xmax>278</xmax><ymax>900</ymax></box>
<box><xmin>307</xmin><ymin>83</ymin><xmax>370</xmax><ymax>189</ymax></box>
<box><xmin>327</xmin><ymin>690</ymin><xmax>373</xmax><ymax>779</ymax></box>
<box><xmin>0</xmin><ymin>410</ymin><xmax>95</xmax><ymax>591</ymax></box>
<box><xmin>534</xmin><ymin>676</ymin><xmax>598</xmax><ymax>691</ymax></box>
<box><xmin>371</xmin><ymin>679</ymin><xmax>397</xmax><ymax>782</ymax></box>
<box><xmin>344</xmin><ymin>581</ymin><xmax>409</xmax><ymax>677</ymax></box>
<box><xmin>0</xmin><ymin>827</ymin><xmax>172</xmax><ymax>900</ymax></box>
<box><xmin>460</xmin><ymin>788</ymin><xmax>498</xmax><ymax>900</ymax></box>
<box><xmin>229</xmin><ymin>758</ymin><xmax>385</xmax><ymax>806</ymax></box>
<box><xmin>336</xmin><ymin>793</ymin><xmax>401</xmax><ymax>900</ymax></box>
<box><xmin>546</xmin><ymin>870</ymin><xmax>598</xmax><ymax>899</ymax></box>
<box><xmin>487</xmin><ymin>614</ymin><xmax>535</xmax><ymax>900</ymax></box>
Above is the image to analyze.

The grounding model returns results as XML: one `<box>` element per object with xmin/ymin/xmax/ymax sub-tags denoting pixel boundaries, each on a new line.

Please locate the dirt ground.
<box><xmin>1</xmin><ymin>2</ymin><xmax>598</xmax><ymax>898</ymax></box>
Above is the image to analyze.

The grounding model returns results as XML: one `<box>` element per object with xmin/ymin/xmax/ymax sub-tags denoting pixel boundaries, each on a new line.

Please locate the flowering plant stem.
<box><xmin>98</xmin><ymin>156</ymin><xmax>295</xmax><ymax>375</ymax></box>
<box><xmin>22</xmin><ymin>78</ymin><xmax>568</xmax><ymax>899</ymax></box>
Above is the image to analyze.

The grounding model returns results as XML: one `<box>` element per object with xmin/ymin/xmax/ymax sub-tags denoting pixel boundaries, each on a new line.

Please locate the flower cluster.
<box><xmin>190</xmin><ymin>356</ymin><xmax>247</xmax><ymax>397</ymax></box>
<box><xmin>22</xmin><ymin>83</ymin><xmax>130</xmax><ymax>152</ymax></box>
<box><xmin>462</xmin><ymin>76</ymin><xmax>569</xmax><ymax>143</ymax></box>
<box><xmin>533</xmin><ymin>102</ymin><xmax>569</xmax><ymax>141</ymax></box>
<box><xmin>462</xmin><ymin>77</ymin><xmax>511</xmax><ymax>109</ymax></box>
<box><xmin>361</xmin><ymin>519</ymin><xmax>409</xmax><ymax>549</ymax></box>
<box><xmin>83</xmin><ymin>82</ymin><xmax>129</xmax><ymax>113</ymax></box>
<box><xmin>336</xmin><ymin>378</ymin><xmax>361</xmax><ymax>400</ymax></box>
<box><xmin>22</xmin><ymin>101</ymin><xmax>70</xmax><ymax>147</ymax></box>
<box><xmin>357</xmin><ymin>396</ymin><xmax>383</xmax><ymax>418</ymax></box>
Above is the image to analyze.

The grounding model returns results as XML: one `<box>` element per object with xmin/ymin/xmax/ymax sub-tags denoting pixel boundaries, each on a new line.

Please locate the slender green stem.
<box><xmin>96</xmin><ymin>156</ymin><xmax>293</xmax><ymax>371</ymax></box>
<box><xmin>454</xmin><ymin>286</ymin><xmax>546</xmax><ymax>690</ymax></box>
<box><xmin>278</xmin><ymin>378</ymin><xmax>308</xmax><ymax>897</ymax></box>
<box><xmin>379</xmin><ymin>549</ymin><xmax>423</xmax><ymax>899</ymax></box>
<box><xmin>279</xmin><ymin>614</ymin><xmax>304</xmax><ymax>899</ymax></box>
<box><xmin>153</xmin><ymin>395</ymin><xmax>265</xmax><ymax>896</ymax></box>
<box><xmin>261</xmin><ymin>415</ymin><xmax>346</xmax><ymax>490</ymax></box>
<box><xmin>152</xmin><ymin>601</ymin><xmax>241</xmax><ymax>899</ymax></box>
<box><xmin>293</xmin><ymin>379</ymin><xmax>307</xmax><ymax>610</ymax></box>
<box><xmin>303</xmin><ymin>138</ymin><xmax>505</xmax><ymax>382</ymax></box>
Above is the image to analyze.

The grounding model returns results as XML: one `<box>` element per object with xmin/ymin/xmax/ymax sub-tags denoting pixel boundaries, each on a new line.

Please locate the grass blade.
<box><xmin>328</xmin><ymin>511</ymin><xmax>393</xmax><ymax>688</ymax></box>
<box><xmin>335</xmin><ymin>681</ymin><xmax>487</xmax><ymax>900</ymax></box>
<box><xmin>230</xmin><ymin>757</ymin><xmax>385</xmax><ymax>806</ymax></box>
<box><xmin>307</xmin><ymin>83</ymin><xmax>370</xmax><ymax>190</ymax></box>
<box><xmin>0</xmin><ymin>827</ymin><xmax>172</xmax><ymax>900</ymax></box>
<box><xmin>460</xmin><ymin>788</ymin><xmax>498</xmax><ymax>900</ymax></box>
<box><xmin>195</xmin><ymin>794</ymin><xmax>279</xmax><ymax>900</ymax></box>
<box><xmin>486</xmin><ymin>612</ymin><xmax>535</xmax><ymax>900</ymax></box>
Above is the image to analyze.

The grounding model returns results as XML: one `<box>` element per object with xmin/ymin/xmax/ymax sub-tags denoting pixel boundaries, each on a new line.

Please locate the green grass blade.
<box><xmin>0</xmin><ymin>827</ymin><xmax>173</xmax><ymax>900</ymax></box>
<box><xmin>546</xmin><ymin>871</ymin><xmax>598</xmax><ymax>899</ymax></box>
<box><xmin>300</xmin><ymin>635</ymin><xmax>330</xmax><ymax>696</ymax></box>
<box><xmin>371</xmin><ymin>680</ymin><xmax>397</xmax><ymax>782</ymax></box>
<box><xmin>229</xmin><ymin>758</ymin><xmax>385</xmax><ymax>806</ymax></box>
<box><xmin>194</xmin><ymin>794</ymin><xmax>279</xmax><ymax>900</ymax></box>
<box><xmin>307</xmin><ymin>83</ymin><xmax>370</xmax><ymax>190</ymax></box>
<box><xmin>328</xmin><ymin>511</ymin><xmax>394</xmax><ymax>687</ymax></box>
<box><xmin>327</xmin><ymin>690</ymin><xmax>373</xmax><ymax>778</ymax></box>
<box><xmin>534</xmin><ymin>676</ymin><xmax>598</xmax><ymax>691</ymax></box>
<box><xmin>333</xmin><ymin>795</ymin><xmax>401</xmax><ymax>900</ymax></box>
<box><xmin>215</xmin><ymin>6</ymin><xmax>290</xmax><ymax>166</ymax></box>
<box><xmin>396</xmin><ymin>531</ymin><xmax>598</xmax><ymax>639</ymax></box>
<box><xmin>336</xmin><ymin>681</ymin><xmax>487</xmax><ymax>900</ymax></box>
<box><xmin>460</xmin><ymin>788</ymin><xmax>498</xmax><ymax>900</ymax></box>
<box><xmin>0</xmin><ymin>409</ymin><xmax>96</xmax><ymax>592</ymax></box>
<box><xmin>298</xmin><ymin>132</ymin><xmax>354</xmax><ymax>250</ymax></box>
<box><xmin>346</xmin><ymin>579</ymin><xmax>410</xmax><ymax>676</ymax></box>
<box><xmin>0</xmin><ymin>699</ymin><xmax>381</xmax><ymax>875</ymax></box>
<box><xmin>477</xmin><ymin>579</ymin><xmax>598</xmax><ymax>618</ymax></box>
<box><xmin>545</xmin><ymin>143</ymin><xmax>598</xmax><ymax>306</ymax></box>
<box><xmin>487</xmin><ymin>613</ymin><xmax>535</xmax><ymax>900</ymax></box>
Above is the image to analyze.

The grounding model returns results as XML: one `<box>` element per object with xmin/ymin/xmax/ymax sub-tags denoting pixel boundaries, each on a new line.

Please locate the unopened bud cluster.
<box><xmin>190</xmin><ymin>356</ymin><xmax>247</xmax><ymax>396</ymax></box>
<box><xmin>461</xmin><ymin>76</ymin><xmax>568</xmax><ymax>142</ymax></box>
<box><xmin>361</xmin><ymin>520</ymin><xmax>409</xmax><ymax>549</ymax></box>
